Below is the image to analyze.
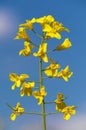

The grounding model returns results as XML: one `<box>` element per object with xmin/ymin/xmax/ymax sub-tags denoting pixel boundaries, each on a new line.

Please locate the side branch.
<box><xmin>24</xmin><ymin>112</ymin><xmax>42</xmax><ymax>116</ymax></box>
<box><xmin>46</xmin><ymin>112</ymin><xmax>59</xmax><ymax>116</ymax></box>
<box><xmin>44</xmin><ymin>101</ymin><xmax>55</xmax><ymax>104</ymax></box>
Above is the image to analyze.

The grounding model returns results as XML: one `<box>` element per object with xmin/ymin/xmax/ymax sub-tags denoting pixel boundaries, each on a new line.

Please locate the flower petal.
<box><xmin>10</xmin><ymin>113</ymin><xmax>16</xmax><ymax>121</ymax></box>
<box><xmin>63</xmin><ymin>113</ymin><xmax>71</xmax><ymax>120</ymax></box>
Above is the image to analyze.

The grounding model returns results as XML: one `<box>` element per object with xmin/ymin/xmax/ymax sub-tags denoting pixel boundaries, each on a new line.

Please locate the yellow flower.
<box><xmin>62</xmin><ymin>106</ymin><xmax>76</xmax><ymax>120</ymax></box>
<box><xmin>43</xmin><ymin>21</ymin><xmax>70</xmax><ymax>40</ymax></box>
<box><xmin>10</xmin><ymin>102</ymin><xmax>24</xmax><ymax>121</ymax></box>
<box><xmin>43</xmin><ymin>24</ymin><xmax>61</xmax><ymax>39</ymax></box>
<box><xmin>46</xmin><ymin>15</ymin><xmax>55</xmax><ymax>23</ymax></box>
<box><xmin>15</xmin><ymin>27</ymin><xmax>30</xmax><ymax>41</ymax></box>
<box><xmin>55</xmin><ymin>93</ymin><xmax>66</xmax><ymax>112</ymax></box>
<box><xmin>44</xmin><ymin>58</ymin><xmax>60</xmax><ymax>77</ymax></box>
<box><xmin>56</xmin><ymin>93</ymin><xmax>64</xmax><ymax>101</ymax></box>
<box><xmin>57</xmin><ymin>66</ymin><xmax>73</xmax><ymax>82</ymax></box>
<box><xmin>50</xmin><ymin>21</ymin><xmax>70</xmax><ymax>33</ymax></box>
<box><xmin>31</xmin><ymin>15</ymin><xmax>54</xmax><ymax>25</ymax></box>
<box><xmin>9</xmin><ymin>73</ymin><xmax>29</xmax><ymax>90</ymax></box>
<box><xmin>20</xmin><ymin>81</ymin><xmax>35</xmax><ymax>96</ymax></box>
<box><xmin>19</xmin><ymin>20</ymin><xmax>33</xmax><ymax>30</ymax></box>
<box><xmin>33</xmin><ymin>43</ymin><xmax>48</xmax><ymax>62</ymax></box>
<box><xmin>19</xmin><ymin>41</ymin><xmax>34</xmax><ymax>56</ymax></box>
<box><xmin>33</xmin><ymin>86</ymin><xmax>47</xmax><ymax>105</ymax></box>
<box><xmin>56</xmin><ymin>38</ymin><xmax>72</xmax><ymax>51</ymax></box>
<box><xmin>33</xmin><ymin>16</ymin><xmax>47</xmax><ymax>24</ymax></box>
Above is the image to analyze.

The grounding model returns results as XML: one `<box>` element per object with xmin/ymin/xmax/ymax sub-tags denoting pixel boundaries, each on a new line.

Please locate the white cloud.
<box><xmin>47</xmin><ymin>113</ymin><xmax>86</xmax><ymax>130</ymax></box>
<box><xmin>20</xmin><ymin>123</ymin><xmax>42</xmax><ymax>130</ymax></box>
<box><xmin>14</xmin><ymin>112</ymin><xmax>86</xmax><ymax>130</ymax></box>
<box><xmin>4</xmin><ymin>107</ymin><xmax>86</xmax><ymax>130</ymax></box>
<box><xmin>0</xmin><ymin>117</ymin><xmax>4</xmax><ymax>130</ymax></box>
<box><xmin>0</xmin><ymin>8</ymin><xmax>18</xmax><ymax>39</ymax></box>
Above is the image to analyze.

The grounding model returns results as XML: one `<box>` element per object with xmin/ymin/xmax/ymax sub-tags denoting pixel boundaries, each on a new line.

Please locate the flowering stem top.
<box><xmin>8</xmin><ymin>15</ymin><xmax>77</xmax><ymax>130</ymax></box>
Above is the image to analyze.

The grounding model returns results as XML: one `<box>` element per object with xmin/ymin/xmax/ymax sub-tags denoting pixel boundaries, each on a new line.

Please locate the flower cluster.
<box><xmin>14</xmin><ymin>15</ymin><xmax>72</xmax><ymax>60</ymax></box>
<box><xmin>55</xmin><ymin>93</ymin><xmax>76</xmax><ymax>120</ymax></box>
<box><xmin>9</xmin><ymin>73</ymin><xmax>35</xmax><ymax>96</ymax></box>
<box><xmin>8</xmin><ymin>15</ymin><xmax>76</xmax><ymax>122</ymax></box>
<box><xmin>33</xmin><ymin>86</ymin><xmax>47</xmax><ymax>105</ymax></box>
<box><xmin>10</xmin><ymin>102</ymin><xmax>24</xmax><ymax>121</ymax></box>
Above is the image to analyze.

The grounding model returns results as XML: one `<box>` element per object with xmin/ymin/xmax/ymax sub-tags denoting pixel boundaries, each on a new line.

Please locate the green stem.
<box><xmin>44</xmin><ymin>101</ymin><xmax>55</xmax><ymax>104</ymax></box>
<box><xmin>47</xmin><ymin>49</ymin><xmax>56</xmax><ymax>54</ymax></box>
<box><xmin>42</xmin><ymin>77</ymin><xmax>49</xmax><ymax>80</ymax></box>
<box><xmin>6</xmin><ymin>103</ymin><xmax>15</xmax><ymax>110</ymax></box>
<box><xmin>40</xmin><ymin>58</ymin><xmax>46</xmax><ymax>130</ymax></box>
<box><xmin>30</xmin><ymin>40</ymin><xmax>39</xmax><ymax>47</ymax></box>
<box><xmin>46</xmin><ymin>112</ymin><xmax>59</xmax><ymax>116</ymax></box>
<box><xmin>42</xmin><ymin>99</ymin><xmax>46</xmax><ymax>130</ymax></box>
<box><xmin>24</xmin><ymin>112</ymin><xmax>42</xmax><ymax>115</ymax></box>
<box><xmin>40</xmin><ymin>59</ymin><xmax>43</xmax><ymax>87</ymax></box>
<box><xmin>33</xmin><ymin>86</ymin><xmax>39</xmax><ymax>89</ymax></box>
<box><xmin>32</xmin><ymin>30</ymin><xmax>42</xmax><ymax>39</ymax></box>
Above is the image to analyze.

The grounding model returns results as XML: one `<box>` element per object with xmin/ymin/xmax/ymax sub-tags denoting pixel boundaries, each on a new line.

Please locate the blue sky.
<box><xmin>0</xmin><ymin>0</ymin><xmax>86</xmax><ymax>130</ymax></box>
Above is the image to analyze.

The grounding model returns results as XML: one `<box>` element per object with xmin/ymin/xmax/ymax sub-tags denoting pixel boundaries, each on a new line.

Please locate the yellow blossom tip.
<box><xmin>56</xmin><ymin>38</ymin><xmax>72</xmax><ymax>51</ymax></box>
<box><xmin>33</xmin><ymin>43</ymin><xmax>48</xmax><ymax>62</ymax></box>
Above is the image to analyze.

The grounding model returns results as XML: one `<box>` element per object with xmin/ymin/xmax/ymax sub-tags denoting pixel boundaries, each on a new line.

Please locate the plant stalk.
<box><xmin>40</xmin><ymin>58</ymin><xmax>46</xmax><ymax>130</ymax></box>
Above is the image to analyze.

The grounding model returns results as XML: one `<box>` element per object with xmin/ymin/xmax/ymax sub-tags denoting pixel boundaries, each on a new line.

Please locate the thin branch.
<box><xmin>47</xmin><ymin>49</ymin><xmax>56</xmax><ymax>54</ymax></box>
<box><xmin>33</xmin><ymin>86</ymin><xmax>39</xmax><ymax>89</ymax></box>
<box><xmin>6</xmin><ymin>103</ymin><xmax>15</xmax><ymax>111</ymax></box>
<box><xmin>30</xmin><ymin>40</ymin><xmax>39</xmax><ymax>47</ymax></box>
<box><xmin>46</xmin><ymin>112</ymin><xmax>59</xmax><ymax>116</ymax></box>
<box><xmin>24</xmin><ymin>112</ymin><xmax>42</xmax><ymax>116</ymax></box>
<box><xmin>32</xmin><ymin>30</ymin><xmax>42</xmax><ymax>39</ymax></box>
<box><xmin>44</xmin><ymin>101</ymin><xmax>55</xmax><ymax>104</ymax></box>
<box><xmin>42</xmin><ymin>76</ymin><xmax>53</xmax><ymax>80</ymax></box>
<box><xmin>42</xmin><ymin>77</ymin><xmax>49</xmax><ymax>80</ymax></box>
<box><xmin>35</xmin><ymin>81</ymin><xmax>40</xmax><ymax>84</ymax></box>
